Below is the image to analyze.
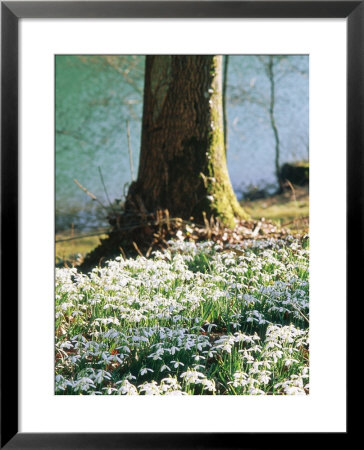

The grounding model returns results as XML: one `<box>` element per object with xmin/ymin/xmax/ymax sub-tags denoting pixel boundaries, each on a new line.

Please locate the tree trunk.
<box><xmin>267</xmin><ymin>56</ymin><xmax>284</xmax><ymax>193</ymax></box>
<box><xmin>223</xmin><ymin>55</ymin><xmax>229</xmax><ymax>153</ymax></box>
<box><xmin>126</xmin><ymin>55</ymin><xmax>247</xmax><ymax>227</ymax></box>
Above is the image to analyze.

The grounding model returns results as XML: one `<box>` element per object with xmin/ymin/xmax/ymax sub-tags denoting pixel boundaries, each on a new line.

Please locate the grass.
<box><xmin>55</xmin><ymin>237</ymin><xmax>309</xmax><ymax>395</ymax></box>
<box><xmin>243</xmin><ymin>185</ymin><xmax>309</xmax><ymax>232</ymax></box>
<box><xmin>56</xmin><ymin>229</ymin><xmax>108</xmax><ymax>266</ymax></box>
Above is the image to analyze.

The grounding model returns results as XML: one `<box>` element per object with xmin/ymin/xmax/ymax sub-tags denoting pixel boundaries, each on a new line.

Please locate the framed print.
<box><xmin>1</xmin><ymin>1</ymin><xmax>357</xmax><ymax>447</ymax></box>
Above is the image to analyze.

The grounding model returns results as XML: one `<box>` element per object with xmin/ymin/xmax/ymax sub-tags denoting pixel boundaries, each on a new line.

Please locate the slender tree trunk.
<box><xmin>223</xmin><ymin>55</ymin><xmax>229</xmax><ymax>153</ymax></box>
<box><xmin>267</xmin><ymin>56</ymin><xmax>284</xmax><ymax>193</ymax></box>
<box><xmin>126</xmin><ymin>55</ymin><xmax>248</xmax><ymax>227</ymax></box>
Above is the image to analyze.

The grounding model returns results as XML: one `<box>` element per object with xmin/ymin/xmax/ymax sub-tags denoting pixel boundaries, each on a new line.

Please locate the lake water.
<box><xmin>56</xmin><ymin>55</ymin><xmax>308</xmax><ymax>230</ymax></box>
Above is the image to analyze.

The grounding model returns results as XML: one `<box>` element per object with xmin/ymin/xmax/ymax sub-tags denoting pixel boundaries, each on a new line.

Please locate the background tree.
<box><xmin>125</xmin><ymin>55</ymin><xmax>248</xmax><ymax>227</ymax></box>
<box><xmin>229</xmin><ymin>55</ymin><xmax>308</xmax><ymax>194</ymax></box>
<box><xmin>222</xmin><ymin>55</ymin><xmax>229</xmax><ymax>152</ymax></box>
<box><xmin>264</xmin><ymin>55</ymin><xmax>283</xmax><ymax>192</ymax></box>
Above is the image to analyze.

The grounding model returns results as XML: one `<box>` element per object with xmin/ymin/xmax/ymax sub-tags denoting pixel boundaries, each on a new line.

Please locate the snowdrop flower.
<box><xmin>140</xmin><ymin>367</ymin><xmax>154</xmax><ymax>376</ymax></box>
<box><xmin>284</xmin><ymin>358</ymin><xmax>299</xmax><ymax>367</ymax></box>
<box><xmin>193</xmin><ymin>355</ymin><xmax>206</xmax><ymax>362</ymax></box>
<box><xmin>165</xmin><ymin>390</ymin><xmax>186</xmax><ymax>396</ymax></box>
<box><xmin>115</xmin><ymin>380</ymin><xmax>138</xmax><ymax>395</ymax></box>
<box><xmin>73</xmin><ymin>377</ymin><xmax>96</xmax><ymax>393</ymax></box>
<box><xmin>229</xmin><ymin>371</ymin><xmax>249</xmax><ymax>388</ymax></box>
<box><xmin>247</xmin><ymin>387</ymin><xmax>266</xmax><ymax>395</ymax></box>
<box><xmin>94</xmin><ymin>370</ymin><xmax>112</xmax><ymax>384</ymax></box>
<box><xmin>59</xmin><ymin>341</ymin><xmax>73</xmax><ymax>350</ymax></box>
<box><xmin>103</xmin><ymin>387</ymin><xmax>117</xmax><ymax>395</ymax></box>
<box><xmin>139</xmin><ymin>381</ymin><xmax>161</xmax><ymax>395</ymax></box>
<box><xmin>171</xmin><ymin>361</ymin><xmax>184</xmax><ymax>369</ymax></box>
<box><xmin>181</xmin><ymin>370</ymin><xmax>202</xmax><ymax>383</ymax></box>
<box><xmin>201</xmin><ymin>379</ymin><xmax>216</xmax><ymax>392</ymax></box>
<box><xmin>192</xmin><ymin>364</ymin><xmax>205</xmax><ymax>370</ymax></box>
<box><xmin>258</xmin><ymin>371</ymin><xmax>271</xmax><ymax>385</ymax></box>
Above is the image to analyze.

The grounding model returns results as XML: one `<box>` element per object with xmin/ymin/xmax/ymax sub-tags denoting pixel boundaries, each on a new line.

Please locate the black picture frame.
<box><xmin>1</xmin><ymin>1</ymin><xmax>356</xmax><ymax>448</ymax></box>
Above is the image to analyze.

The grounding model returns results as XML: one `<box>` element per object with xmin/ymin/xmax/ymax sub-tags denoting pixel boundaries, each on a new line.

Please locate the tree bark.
<box><xmin>126</xmin><ymin>55</ymin><xmax>247</xmax><ymax>227</ymax></box>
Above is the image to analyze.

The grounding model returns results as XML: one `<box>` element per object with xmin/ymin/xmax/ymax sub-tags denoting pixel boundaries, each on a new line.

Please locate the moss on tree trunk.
<box><xmin>126</xmin><ymin>55</ymin><xmax>248</xmax><ymax>228</ymax></box>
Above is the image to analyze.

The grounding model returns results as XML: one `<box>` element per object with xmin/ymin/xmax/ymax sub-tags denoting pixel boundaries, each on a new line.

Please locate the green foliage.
<box><xmin>280</xmin><ymin>161</ymin><xmax>309</xmax><ymax>186</ymax></box>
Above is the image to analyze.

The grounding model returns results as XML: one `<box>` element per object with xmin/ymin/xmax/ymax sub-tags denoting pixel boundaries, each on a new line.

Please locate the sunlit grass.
<box><xmin>56</xmin><ymin>229</ymin><xmax>108</xmax><ymax>266</ymax></box>
<box><xmin>243</xmin><ymin>186</ymin><xmax>309</xmax><ymax>231</ymax></box>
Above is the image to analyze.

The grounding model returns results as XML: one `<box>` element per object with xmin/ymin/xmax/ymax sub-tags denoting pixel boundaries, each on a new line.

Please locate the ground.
<box><xmin>244</xmin><ymin>185</ymin><xmax>308</xmax><ymax>229</ymax></box>
<box><xmin>55</xmin><ymin>185</ymin><xmax>309</xmax><ymax>267</ymax></box>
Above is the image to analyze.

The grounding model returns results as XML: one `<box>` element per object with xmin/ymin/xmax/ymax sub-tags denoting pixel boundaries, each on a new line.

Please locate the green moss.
<box><xmin>203</xmin><ymin>56</ymin><xmax>249</xmax><ymax>227</ymax></box>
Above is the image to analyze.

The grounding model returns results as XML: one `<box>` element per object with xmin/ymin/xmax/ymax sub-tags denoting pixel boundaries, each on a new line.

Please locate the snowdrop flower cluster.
<box><xmin>55</xmin><ymin>237</ymin><xmax>309</xmax><ymax>395</ymax></box>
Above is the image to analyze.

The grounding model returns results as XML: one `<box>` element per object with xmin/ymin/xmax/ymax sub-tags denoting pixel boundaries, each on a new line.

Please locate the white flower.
<box><xmin>115</xmin><ymin>380</ymin><xmax>138</xmax><ymax>395</ymax></box>
<box><xmin>171</xmin><ymin>361</ymin><xmax>184</xmax><ymax>369</ymax></box>
<box><xmin>139</xmin><ymin>381</ymin><xmax>161</xmax><ymax>395</ymax></box>
<box><xmin>140</xmin><ymin>367</ymin><xmax>154</xmax><ymax>376</ymax></box>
